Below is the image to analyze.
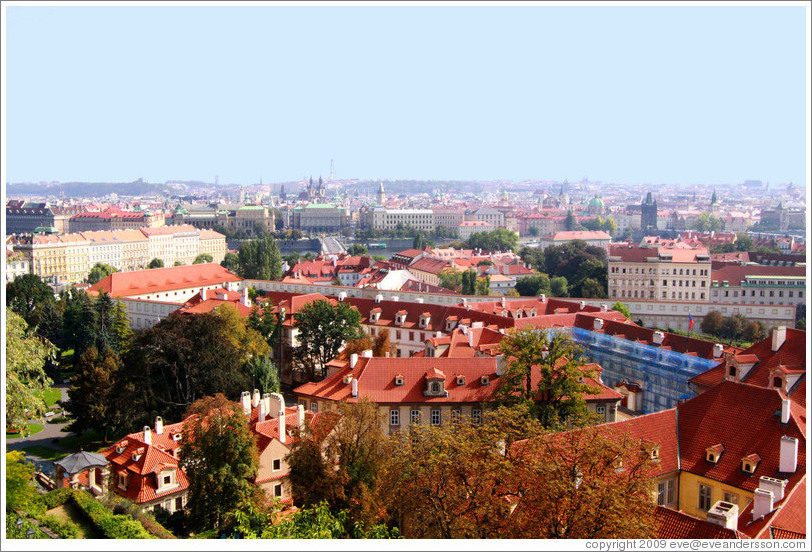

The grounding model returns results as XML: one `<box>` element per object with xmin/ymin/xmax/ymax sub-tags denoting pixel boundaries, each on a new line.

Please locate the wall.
<box><xmin>678</xmin><ymin>471</ymin><xmax>753</xmax><ymax>521</ymax></box>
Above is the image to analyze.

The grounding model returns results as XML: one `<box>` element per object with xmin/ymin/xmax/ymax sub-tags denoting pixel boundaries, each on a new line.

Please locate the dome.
<box><xmin>588</xmin><ymin>195</ymin><xmax>605</xmax><ymax>208</ymax></box>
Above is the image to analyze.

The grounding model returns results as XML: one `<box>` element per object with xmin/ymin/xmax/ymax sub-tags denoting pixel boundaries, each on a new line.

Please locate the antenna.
<box><xmin>330</xmin><ymin>159</ymin><xmax>334</xmax><ymax>182</ymax></box>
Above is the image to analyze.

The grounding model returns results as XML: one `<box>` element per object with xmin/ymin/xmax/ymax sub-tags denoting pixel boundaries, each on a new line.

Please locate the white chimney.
<box><xmin>752</xmin><ymin>488</ymin><xmax>774</xmax><ymax>521</ymax></box>
<box><xmin>361</xmin><ymin>349</ymin><xmax>373</xmax><ymax>358</ymax></box>
<box><xmin>297</xmin><ymin>404</ymin><xmax>305</xmax><ymax>432</ymax></box>
<box><xmin>539</xmin><ymin>294</ymin><xmax>546</xmax><ymax>303</ymax></box>
<box><xmin>338</xmin><ymin>291</ymin><xmax>347</xmax><ymax>301</ymax></box>
<box><xmin>706</xmin><ymin>501</ymin><xmax>739</xmax><ymax>530</ymax></box>
<box><xmin>392</xmin><ymin>295</ymin><xmax>399</xmax><ymax>302</ymax></box>
<box><xmin>375</xmin><ymin>294</ymin><xmax>383</xmax><ymax>304</ymax></box>
<box><xmin>241</xmin><ymin>287</ymin><xmax>250</xmax><ymax>307</ymax></box>
<box><xmin>713</xmin><ymin>343</ymin><xmax>724</xmax><ymax>358</ymax></box>
<box><xmin>258</xmin><ymin>400</ymin><xmax>267</xmax><ymax>423</ymax></box>
<box><xmin>601</xmin><ymin>304</ymin><xmax>608</xmax><ymax>312</ymax></box>
<box><xmin>500</xmin><ymin>296</ymin><xmax>506</xmax><ymax>308</ymax></box>
<box><xmin>252</xmin><ymin>389</ymin><xmax>261</xmax><ymax>408</ymax></box>
<box><xmin>155</xmin><ymin>416</ymin><xmax>163</xmax><ymax>435</ymax></box>
<box><xmin>781</xmin><ymin>398</ymin><xmax>791</xmax><ymax>425</ymax></box>
<box><xmin>579</xmin><ymin>301</ymin><xmax>585</xmax><ymax>310</ymax></box>
<box><xmin>262</xmin><ymin>393</ymin><xmax>271</xmax><ymax>416</ymax></box>
<box><xmin>350</xmin><ymin>353</ymin><xmax>359</xmax><ymax>368</ymax></box>
<box><xmin>143</xmin><ymin>426</ymin><xmax>151</xmax><ymax>445</ymax></box>
<box><xmin>771</xmin><ymin>326</ymin><xmax>787</xmax><ymax>352</ymax></box>
<box><xmin>779</xmin><ymin>436</ymin><xmax>798</xmax><ymax>473</ymax></box>
<box><xmin>416</xmin><ymin>297</ymin><xmax>424</xmax><ymax>304</ymax></box>
<box><xmin>269</xmin><ymin>393</ymin><xmax>285</xmax><ymax>419</ymax></box>
<box><xmin>594</xmin><ymin>318</ymin><xmax>604</xmax><ymax>331</ymax></box>
<box><xmin>278</xmin><ymin>410</ymin><xmax>286</xmax><ymax>444</ymax></box>
<box><xmin>462</xmin><ymin>298</ymin><xmax>468</xmax><ymax>306</ymax></box>
<box><xmin>435</xmin><ymin>331</ymin><xmax>442</xmax><ymax>338</ymax></box>
<box><xmin>200</xmin><ymin>288</ymin><xmax>207</xmax><ymax>301</ymax></box>
<box><xmin>241</xmin><ymin>391</ymin><xmax>251</xmax><ymax>414</ymax></box>
<box><xmin>468</xmin><ymin>330</ymin><xmax>474</xmax><ymax>347</ymax></box>
<box><xmin>652</xmin><ymin>331</ymin><xmax>665</xmax><ymax>345</ymax></box>
<box><xmin>351</xmin><ymin>378</ymin><xmax>358</xmax><ymax>398</ymax></box>
<box><xmin>759</xmin><ymin>477</ymin><xmax>787</xmax><ymax>503</ymax></box>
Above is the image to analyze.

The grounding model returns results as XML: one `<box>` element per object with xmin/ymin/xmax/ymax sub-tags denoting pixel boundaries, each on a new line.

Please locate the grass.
<box><xmin>6</xmin><ymin>423</ymin><xmax>44</xmax><ymax>439</ymax></box>
<box><xmin>55</xmin><ymin>428</ymin><xmax>123</xmax><ymax>453</ymax></box>
<box><xmin>43</xmin><ymin>388</ymin><xmax>62</xmax><ymax>407</ymax></box>
<box><xmin>47</xmin><ymin>503</ymin><xmax>101</xmax><ymax>539</ymax></box>
<box><xmin>22</xmin><ymin>446</ymin><xmax>68</xmax><ymax>461</ymax></box>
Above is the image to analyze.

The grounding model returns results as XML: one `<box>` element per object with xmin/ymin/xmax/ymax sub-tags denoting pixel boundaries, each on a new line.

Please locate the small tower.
<box><xmin>641</xmin><ymin>191</ymin><xmax>658</xmax><ymax>232</ymax></box>
<box><xmin>377</xmin><ymin>182</ymin><xmax>386</xmax><ymax>205</ymax></box>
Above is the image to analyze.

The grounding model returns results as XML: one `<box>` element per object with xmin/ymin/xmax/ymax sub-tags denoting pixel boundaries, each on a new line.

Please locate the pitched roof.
<box><xmin>88</xmin><ymin>264</ymin><xmax>242</xmax><ymax>297</ymax></box>
<box><xmin>655</xmin><ymin>507</ymin><xmax>745</xmax><ymax>539</ymax></box>
<box><xmin>710</xmin><ymin>264</ymin><xmax>805</xmax><ymax>287</ymax></box>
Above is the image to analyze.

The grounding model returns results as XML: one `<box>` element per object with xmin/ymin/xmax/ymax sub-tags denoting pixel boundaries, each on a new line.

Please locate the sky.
<box><xmin>3</xmin><ymin>2</ymin><xmax>809</xmax><ymax>188</ymax></box>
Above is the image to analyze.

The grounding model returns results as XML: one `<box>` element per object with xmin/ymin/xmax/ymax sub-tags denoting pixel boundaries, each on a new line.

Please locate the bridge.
<box><xmin>320</xmin><ymin>236</ymin><xmax>347</xmax><ymax>255</ymax></box>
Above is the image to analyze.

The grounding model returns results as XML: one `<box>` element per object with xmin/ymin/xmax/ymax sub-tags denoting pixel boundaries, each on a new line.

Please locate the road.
<box><xmin>321</xmin><ymin>236</ymin><xmax>347</xmax><ymax>255</ymax></box>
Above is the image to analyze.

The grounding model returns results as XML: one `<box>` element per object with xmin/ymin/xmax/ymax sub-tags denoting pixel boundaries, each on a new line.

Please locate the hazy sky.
<box><xmin>3</xmin><ymin>3</ymin><xmax>809</xmax><ymax>187</ymax></box>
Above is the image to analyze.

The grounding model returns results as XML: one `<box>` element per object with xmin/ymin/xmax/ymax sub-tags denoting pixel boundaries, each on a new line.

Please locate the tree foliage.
<box><xmin>292</xmin><ymin>300</ymin><xmax>363</xmax><ymax>380</ymax></box>
<box><xmin>550</xmin><ymin>276</ymin><xmax>569</xmax><ymax>297</ymax></box>
<box><xmin>180</xmin><ymin>395</ymin><xmax>260</xmax><ymax>531</ymax></box>
<box><xmin>611</xmin><ymin>301</ymin><xmax>632</xmax><ymax>320</ymax></box>
<box><xmin>6</xmin><ymin>308</ymin><xmax>55</xmax><ymax>429</ymax></box>
<box><xmin>692</xmin><ymin>212</ymin><xmax>724</xmax><ymax>232</ymax></box>
<box><xmin>64</xmin><ymin>346</ymin><xmax>123</xmax><ymax>441</ymax></box>
<box><xmin>148</xmin><ymin>258</ymin><xmax>164</xmax><ymax>269</ymax></box>
<box><xmin>221</xmin><ymin>252</ymin><xmax>240</xmax><ymax>272</ymax></box>
<box><xmin>475</xmin><ymin>275</ymin><xmax>491</xmax><ymax>296</ymax></box>
<box><xmin>701</xmin><ymin>310</ymin><xmax>724</xmax><ymax>336</ymax></box>
<box><xmin>466</xmin><ymin>228</ymin><xmax>519</xmax><ymax>253</ymax></box>
<box><xmin>515</xmin><ymin>273</ymin><xmax>551</xmax><ymax>297</ymax></box>
<box><xmin>6</xmin><ymin>273</ymin><xmax>56</xmax><ymax>331</ymax></box>
<box><xmin>88</xmin><ymin>262</ymin><xmax>118</xmax><ymax>284</ymax></box>
<box><xmin>438</xmin><ymin>268</ymin><xmax>463</xmax><ymax>293</ymax></box>
<box><xmin>6</xmin><ymin>451</ymin><xmax>39</xmax><ymax>512</ymax></box>
<box><xmin>462</xmin><ymin>269</ymin><xmax>477</xmax><ymax>295</ymax></box>
<box><xmin>193</xmin><ymin>253</ymin><xmax>213</xmax><ymax>264</ymax></box>
<box><xmin>237</xmin><ymin>236</ymin><xmax>283</xmax><ymax>280</ymax></box>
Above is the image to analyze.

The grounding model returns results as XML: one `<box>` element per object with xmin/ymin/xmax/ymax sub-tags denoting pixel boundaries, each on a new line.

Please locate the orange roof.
<box><xmin>655</xmin><ymin>507</ymin><xmax>745</xmax><ymax>539</ymax></box>
<box><xmin>89</xmin><ymin>264</ymin><xmax>242</xmax><ymax>297</ymax></box>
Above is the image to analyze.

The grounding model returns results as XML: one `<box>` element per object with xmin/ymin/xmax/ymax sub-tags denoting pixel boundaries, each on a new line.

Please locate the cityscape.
<box><xmin>2</xmin><ymin>1</ymin><xmax>808</xmax><ymax>549</ymax></box>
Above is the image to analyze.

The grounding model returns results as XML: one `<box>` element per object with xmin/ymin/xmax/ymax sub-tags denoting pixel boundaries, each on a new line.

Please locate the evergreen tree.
<box><xmin>65</xmin><ymin>346</ymin><xmax>122</xmax><ymax>441</ymax></box>
<box><xmin>237</xmin><ymin>236</ymin><xmax>283</xmax><ymax>280</ymax></box>
<box><xmin>148</xmin><ymin>258</ymin><xmax>164</xmax><ymax>269</ymax></box>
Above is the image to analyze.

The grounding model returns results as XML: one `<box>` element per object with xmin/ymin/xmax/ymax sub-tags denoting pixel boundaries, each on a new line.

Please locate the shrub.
<box><xmin>35</xmin><ymin>513</ymin><xmax>80</xmax><ymax>539</ymax></box>
<box><xmin>71</xmin><ymin>490</ymin><xmax>154</xmax><ymax>539</ymax></box>
<box><xmin>35</xmin><ymin>488</ymin><xmax>73</xmax><ymax>511</ymax></box>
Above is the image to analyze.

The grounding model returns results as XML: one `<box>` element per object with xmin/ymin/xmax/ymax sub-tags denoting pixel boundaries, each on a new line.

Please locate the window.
<box><xmin>390</xmin><ymin>409</ymin><xmax>400</xmax><ymax>426</ymax></box>
<box><xmin>472</xmin><ymin>409</ymin><xmax>482</xmax><ymax>425</ymax></box>
<box><xmin>773</xmin><ymin>377</ymin><xmax>783</xmax><ymax>388</ymax></box>
<box><xmin>163</xmin><ymin>474</ymin><xmax>172</xmax><ymax>486</ymax></box>
<box><xmin>273</xmin><ymin>459</ymin><xmax>281</xmax><ymax>471</ymax></box>
<box><xmin>657</xmin><ymin>481</ymin><xmax>668</xmax><ymax>506</ymax></box>
<box><xmin>274</xmin><ymin>484</ymin><xmax>282</xmax><ymax>497</ymax></box>
<box><xmin>431</xmin><ymin>382</ymin><xmax>441</xmax><ymax>394</ymax></box>
<box><xmin>118</xmin><ymin>474</ymin><xmax>128</xmax><ymax>490</ymax></box>
<box><xmin>411</xmin><ymin>409</ymin><xmax>421</xmax><ymax>424</ymax></box>
<box><xmin>729</xmin><ymin>366</ymin><xmax>736</xmax><ymax>377</ymax></box>
<box><xmin>699</xmin><ymin>484</ymin><xmax>712</xmax><ymax>511</ymax></box>
<box><xmin>596</xmin><ymin>406</ymin><xmax>606</xmax><ymax>415</ymax></box>
<box><xmin>310</xmin><ymin>401</ymin><xmax>318</xmax><ymax>413</ymax></box>
<box><xmin>431</xmin><ymin>409</ymin><xmax>441</xmax><ymax>426</ymax></box>
<box><xmin>666</xmin><ymin>479</ymin><xmax>676</xmax><ymax>505</ymax></box>
<box><xmin>451</xmin><ymin>409</ymin><xmax>461</xmax><ymax>424</ymax></box>
<box><xmin>724</xmin><ymin>492</ymin><xmax>739</xmax><ymax>505</ymax></box>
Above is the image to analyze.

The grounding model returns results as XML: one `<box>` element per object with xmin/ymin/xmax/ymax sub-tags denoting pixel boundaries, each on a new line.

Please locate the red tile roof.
<box><xmin>655</xmin><ymin>507</ymin><xmax>745</xmax><ymax>539</ymax></box>
<box><xmin>89</xmin><ymin>264</ymin><xmax>242</xmax><ymax>297</ymax></box>
<box><xmin>710</xmin><ymin>264</ymin><xmax>805</xmax><ymax>287</ymax></box>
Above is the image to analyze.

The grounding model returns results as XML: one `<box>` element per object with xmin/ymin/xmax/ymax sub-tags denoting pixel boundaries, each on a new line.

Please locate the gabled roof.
<box><xmin>89</xmin><ymin>264</ymin><xmax>242</xmax><ymax>297</ymax></box>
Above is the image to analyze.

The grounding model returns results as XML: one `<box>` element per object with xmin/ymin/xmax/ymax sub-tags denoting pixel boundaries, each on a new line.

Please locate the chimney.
<box><xmin>593</xmin><ymin>318</ymin><xmax>604</xmax><ymax>331</ymax></box>
<box><xmin>351</xmin><ymin>378</ymin><xmax>358</xmax><ymax>398</ymax></box>
<box><xmin>338</xmin><ymin>291</ymin><xmax>347</xmax><ymax>301</ymax></box>
<box><xmin>781</xmin><ymin>398</ymin><xmax>791</xmax><ymax>425</ymax></box>
<box><xmin>752</xmin><ymin>488</ymin><xmax>774</xmax><ymax>521</ymax></box>
<box><xmin>252</xmin><ymin>389</ymin><xmax>260</xmax><ymax>408</ymax></box>
<box><xmin>297</xmin><ymin>404</ymin><xmax>305</xmax><ymax>432</ymax></box>
<box><xmin>496</xmin><ymin>355</ymin><xmax>507</xmax><ymax>376</ymax></box>
<box><xmin>500</xmin><ymin>296</ymin><xmax>506</xmax><ymax>308</ymax></box>
<box><xmin>155</xmin><ymin>416</ymin><xmax>163</xmax><ymax>435</ymax></box>
<box><xmin>416</xmin><ymin>297</ymin><xmax>424</xmax><ymax>303</ymax></box>
<box><xmin>601</xmin><ymin>304</ymin><xmax>608</xmax><ymax>312</ymax></box>
<box><xmin>392</xmin><ymin>295</ymin><xmax>399</xmax><ymax>302</ymax></box>
<box><xmin>375</xmin><ymin>294</ymin><xmax>383</xmax><ymax>304</ymax></box>
<box><xmin>143</xmin><ymin>426</ymin><xmax>151</xmax><ymax>445</ymax></box>
<box><xmin>361</xmin><ymin>349</ymin><xmax>373</xmax><ymax>358</ymax></box>
<box><xmin>241</xmin><ymin>391</ymin><xmax>251</xmax><ymax>414</ymax></box>
<box><xmin>435</xmin><ymin>331</ymin><xmax>442</xmax><ymax>338</ymax></box>
<box><xmin>258</xmin><ymin>400</ymin><xmax>267</xmax><ymax>423</ymax></box>
<box><xmin>779</xmin><ymin>436</ymin><xmax>798</xmax><ymax>473</ymax></box>
<box><xmin>652</xmin><ymin>331</ymin><xmax>665</xmax><ymax>345</ymax></box>
<box><xmin>350</xmin><ymin>353</ymin><xmax>359</xmax><ymax>368</ymax></box>
<box><xmin>241</xmin><ymin>287</ymin><xmax>250</xmax><ymax>307</ymax></box>
<box><xmin>539</xmin><ymin>294</ymin><xmax>546</xmax><ymax>303</ymax></box>
<box><xmin>579</xmin><ymin>301</ymin><xmax>585</xmax><ymax>310</ymax></box>
<box><xmin>771</xmin><ymin>326</ymin><xmax>787</xmax><ymax>352</ymax></box>
<box><xmin>759</xmin><ymin>477</ymin><xmax>787</xmax><ymax>503</ymax></box>
<box><xmin>278</xmin><ymin>409</ymin><xmax>286</xmax><ymax>443</ymax></box>
<box><xmin>201</xmin><ymin>287</ymin><xmax>207</xmax><ymax>301</ymax></box>
<box><xmin>262</xmin><ymin>393</ymin><xmax>271</xmax><ymax>416</ymax></box>
<box><xmin>713</xmin><ymin>343</ymin><xmax>724</xmax><ymax>358</ymax></box>
<box><xmin>269</xmin><ymin>393</ymin><xmax>285</xmax><ymax>419</ymax></box>
<box><xmin>706</xmin><ymin>501</ymin><xmax>739</xmax><ymax>530</ymax></box>
<box><xmin>468</xmin><ymin>330</ymin><xmax>474</xmax><ymax>347</ymax></box>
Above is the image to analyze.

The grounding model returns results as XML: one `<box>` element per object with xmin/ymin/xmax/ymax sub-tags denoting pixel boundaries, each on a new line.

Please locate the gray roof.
<box><xmin>54</xmin><ymin>450</ymin><xmax>108</xmax><ymax>474</ymax></box>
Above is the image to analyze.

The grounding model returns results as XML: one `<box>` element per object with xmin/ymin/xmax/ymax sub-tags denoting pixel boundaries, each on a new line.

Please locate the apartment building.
<box><xmin>607</xmin><ymin>240</ymin><xmax>711</xmax><ymax>302</ymax></box>
<box><xmin>709</xmin><ymin>264</ymin><xmax>805</xmax><ymax>308</ymax></box>
<box><xmin>364</xmin><ymin>208</ymin><xmax>435</xmax><ymax>232</ymax></box>
<box><xmin>288</xmin><ymin>204</ymin><xmax>350</xmax><ymax>233</ymax></box>
<box><xmin>70</xmin><ymin>208</ymin><xmax>163</xmax><ymax>232</ymax></box>
<box><xmin>5</xmin><ymin>201</ymin><xmax>85</xmax><ymax>234</ymax></box>
<box><xmin>433</xmin><ymin>208</ymin><xmax>464</xmax><ymax>232</ymax></box>
<box><xmin>537</xmin><ymin>230</ymin><xmax>612</xmax><ymax>252</ymax></box>
<box><xmin>13</xmin><ymin>233</ymin><xmax>91</xmax><ymax>284</ymax></box>
<box><xmin>198</xmin><ymin>228</ymin><xmax>228</xmax><ymax>263</ymax></box>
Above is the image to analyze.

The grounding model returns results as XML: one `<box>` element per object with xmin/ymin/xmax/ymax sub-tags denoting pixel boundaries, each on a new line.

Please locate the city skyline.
<box><xmin>3</xmin><ymin>2</ymin><xmax>809</xmax><ymax>188</ymax></box>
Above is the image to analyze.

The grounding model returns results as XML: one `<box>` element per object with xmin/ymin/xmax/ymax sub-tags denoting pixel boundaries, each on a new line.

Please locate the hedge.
<box><xmin>36</xmin><ymin>488</ymin><xmax>73</xmax><ymax>511</ymax></box>
<box><xmin>71</xmin><ymin>490</ymin><xmax>155</xmax><ymax>539</ymax></box>
<box><xmin>35</xmin><ymin>513</ymin><xmax>80</xmax><ymax>539</ymax></box>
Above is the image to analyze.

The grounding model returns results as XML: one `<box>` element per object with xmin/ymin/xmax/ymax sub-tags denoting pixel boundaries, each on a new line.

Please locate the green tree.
<box><xmin>565</xmin><ymin>211</ymin><xmax>577</xmax><ymax>231</ymax></box>
<box><xmin>438</xmin><ymin>268</ymin><xmax>463</xmax><ymax>293</ymax></box>
<box><xmin>221</xmin><ymin>252</ymin><xmax>240</xmax><ymax>272</ymax></box>
<box><xmin>193</xmin><ymin>253</ymin><xmax>214</xmax><ymax>264</ymax></box>
<box><xmin>174</xmin><ymin>261</ymin><xmax>183</xmax><ymax>266</ymax></box>
<box><xmin>518</xmin><ymin>246</ymin><xmax>545</xmax><ymax>272</ymax></box>
<box><xmin>700</xmin><ymin>310</ymin><xmax>724</xmax><ymax>336</ymax></box>
<box><xmin>692</xmin><ymin>212</ymin><xmax>724</xmax><ymax>232</ymax></box>
<box><xmin>528</xmin><ymin>226</ymin><xmax>540</xmax><ymax>237</ymax></box>
<box><xmin>87</xmin><ymin>262</ymin><xmax>118</xmax><ymax>284</ymax></box>
<box><xmin>550</xmin><ymin>276</ymin><xmax>569</xmax><ymax>297</ymax></box>
<box><xmin>742</xmin><ymin>320</ymin><xmax>766</xmax><ymax>343</ymax></box>
<box><xmin>245</xmin><ymin>356</ymin><xmax>280</xmax><ymax>395</ymax></box>
<box><xmin>347</xmin><ymin>244</ymin><xmax>368</xmax><ymax>256</ymax></box>
<box><xmin>237</xmin><ymin>236</ymin><xmax>283</xmax><ymax>280</ymax></box>
<box><xmin>181</xmin><ymin>395</ymin><xmax>260</xmax><ymax>532</ymax></box>
<box><xmin>579</xmin><ymin>277</ymin><xmax>607</xmax><ymax>299</ymax></box>
<box><xmin>611</xmin><ymin>301</ymin><xmax>632</xmax><ymax>320</ymax></box>
<box><xmin>148</xmin><ymin>258</ymin><xmax>164</xmax><ymax>269</ymax></box>
<box><xmin>466</xmin><ymin>228</ymin><xmax>519</xmax><ymax>253</ymax></box>
<box><xmin>6</xmin><ymin>451</ymin><xmax>39</xmax><ymax>512</ymax></box>
<box><xmin>719</xmin><ymin>313</ymin><xmax>746</xmax><ymax>341</ymax></box>
<box><xmin>6</xmin><ymin>273</ymin><xmax>55</xmax><ymax>331</ymax></box>
<box><xmin>292</xmin><ymin>300</ymin><xmax>363</xmax><ymax>380</ymax></box>
<box><xmin>64</xmin><ymin>346</ymin><xmax>122</xmax><ymax>441</ymax></box>
<box><xmin>796</xmin><ymin>305</ymin><xmax>806</xmax><ymax>331</ymax></box>
<box><xmin>515</xmin><ymin>273</ymin><xmax>551</xmax><ymax>297</ymax></box>
<box><xmin>475</xmin><ymin>275</ymin><xmax>491</xmax><ymax>296</ymax></box>
<box><xmin>494</xmin><ymin>328</ymin><xmax>598</xmax><ymax>428</ymax></box>
<box><xmin>735</xmin><ymin>232</ymin><xmax>754</xmax><ymax>252</ymax></box>
<box><xmin>5</xmin><ymin>309</ymin><xmax>54</xmax><ymax>430</ymax></box>
<box><xmin>461</xmin><ymin>269</ymin><xmax>477</xmax><ymax>295</ymax></box>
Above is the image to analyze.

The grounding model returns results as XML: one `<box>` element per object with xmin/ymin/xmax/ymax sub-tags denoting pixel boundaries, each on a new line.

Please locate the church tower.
<box><xmin>377</xmin><ymin>182</ymin><xmax>386</xmax><ymax>205</ymax></box>
<box><xmin>641</xmin><ymin>192</ymin><xmax>658</xmax><ymax>232</ymax></box>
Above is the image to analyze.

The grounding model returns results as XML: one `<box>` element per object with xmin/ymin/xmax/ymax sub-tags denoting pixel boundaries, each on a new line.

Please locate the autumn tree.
<box><xmin>291</xmin><ymin>300</ymin><xmax>362</xmax><ymax>380</ymax></box>
<box><xmin>5</xmin><ymin>309</ymin><xmax>54</xmax><ymax>430</ymax></box>
<box><xmin>475</xmin><ymin>275</ymin><xmax>491</xmax><ymax>296</ymax></box>
<box><xmin>6</xmin><ymin>451</ymin><xmax>39</xmax><ymax>512</ymax></box>
<box><xmin>494</xmin><ymin>328</ymin><xmax>599</xmax><ymax>428</ymax></box>
<box><xmin>180</xmin><ymin>395</ymin><xmax>260</xmax><ymax>532</ymax></box>
<box><xmin>701</xmin><ymin>310</ymin><xmax>724</xmax><ymax>336</ymax></box>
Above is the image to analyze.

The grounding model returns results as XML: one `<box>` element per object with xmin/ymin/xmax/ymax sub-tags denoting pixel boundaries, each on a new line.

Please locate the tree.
<box><xmin>611</xmin><ymin>301</ymin><xmax>632</xmax><ymax>320</ymax></box>
<box><xmin>494</xmin><ymin>328</ymin><xmax>598</xmax><ymax>428</ymax></box>
<box><xmin>719</xmin><ymin>313</ymin><xmax>746</xmax><ymax>341</ymax></box>
<box><xmin>245</xmin><ymin>355</ymin><xmax>280</xmax><ymax>396</ymax></box>
<box><xmin>347</xmin><ymin>244</ymin><xmax>368</xmax><ymax>256</ymax></box>
<box><xmin>515</xmin><ymin>273</ymin><xmax>551</xmax><ymax>297</ymax></box>
<box><xmin>237</xmin><ymin>236</ymin><xmax>283</xmax><ymax>280</ymax></box>
<box><xmin>6</xmin><ymin>451</ymin><xmax>39</xmax><ymax>512</ymax></box>
<box><xmin>742</xmin><ymin>320</ymin><xmax>766</xmax><ymax>343</ymax></box>
<box><xmin>438</xmin><ymin>268</ymin><xmax>463</xmax><ymax>293</ymax></box>
<box><xmin>181</xmin><ymin>395</ymin><xmax>260</xmax><ymax>532</ymax></box>
<box><xmin>796</xmin><ymin>304</ymin><xmax>806</xmax><ymax>331</ymax></box>
<box><xmin>247</xmin><ymin>300</ymin><xmax>279</xmax><ymax>348</ymax></box>
<box><xmin>288</xmin><ymin>399</ymin><xmax>386</xmax><ymax>529</ymax></box>
<box><xmin>148</xmin><ymin>258</ymin><xmax>164</xmax><ymax>269</ymax></box>
<box><xmin>87</xmin><ymin>262</ymin><xmax>117</xmax><ymax>284</ymax></box>
<box><xmin>701</xmin><ymin>310</ymin><xmax>724</xmax><ymax>336</ymax></box>
<box><xmin>6</xmin><ymin>309</ymin><xmax>54</xmax><ymax>430</ymax></box>
<box><xmin>692</xmin><ymin>212</ymin><xmax>724</xmax><ymax>232</ymax></box>
<box><xmin>475</xmin><ymin>275</ymin><xmax>491</xmax><ymax>296</ymax></box>
<box><xmin>462</xmin><ymin>269</ymin><xmax>477</xmax><ymax>295</ymax></box>
<box><xmin>174</xmin><ymin>261</ymin><xmax>183</xmax><ymax>266</ymax></box>
<box><xmin>292</xmin><ymin>300</ymin><xmax>363</xmax><ymax>380</ymax></box>
<box><xmin>735</xmin><ymin>232</ymin><xmax>754</xmax><ymax>252</ymax></box>
<box><xmin>64</xmin><ymin>346</ymin><xmax>122</xmax><ymax>441</ymax></box>
<box><xmin>528</xmin><ymin>226</ymin><xmax>540</xmax><ymax>237</ymax></box>
<box><xmin>193</xmin><ymin>253</ymin><xmax>214</xmax><ymax>264</ymax></box>
<box><xmin>466</xmin><ymin>228</ymin><xmax>519</xmax><ymax>253</ymax></box>
<box><xmin>221</xmin><ymin>252</ymin><xmax>240</xmax><ymax>272</ymax></box>
<box><xmin>565</xmin><ymin>211</ymin><xmax>577</xmax><ymax>231</ymax></box>
<box><xmin>372</xmin><ymin>328</ymin><xmax>393</xmax><ymax>357</ymax></box>
<box><xmin>518</xmin><ymin>246</ymin><xmax>545</xmax><ymax>272</ymax></box>
<box><xmin>579</xmin><ymin>277</ymin><xmax>606</xmax><ymax>298</ymax></box>
<box><xmin>550</xmin><ymin>276</ymin><xmax>568</xmax><ymax>297</ymax></box>
<box><xmin>6</xmin><ymin>273</ymin><xmax>55</xmax><ymax>331</ymax></box>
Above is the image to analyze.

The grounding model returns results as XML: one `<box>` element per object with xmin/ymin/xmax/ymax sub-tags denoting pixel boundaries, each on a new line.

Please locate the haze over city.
<box><xmin>4</xmin><ymin>2</ymin><xmax>808</xmax><ymax>188</ymax></box>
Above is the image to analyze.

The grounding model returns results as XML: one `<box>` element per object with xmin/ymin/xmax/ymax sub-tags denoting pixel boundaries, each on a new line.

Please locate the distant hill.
<box><xmin>6</xmin><ymin>180</ymin><xmax>173</xmax><ymax>197</ymax></box>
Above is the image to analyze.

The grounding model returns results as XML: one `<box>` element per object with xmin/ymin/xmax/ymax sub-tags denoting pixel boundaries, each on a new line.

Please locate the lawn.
<box><xmin>55</xmin><ymin>428</ymin><xmax>122</xmax><ymax>453</ymax></box>
<box><xmin>47</xmin><ymin>503</ymin><xmax>101</xmax><ymax>539</ymax></box>
<box><xmin>43</xmin><ymin>388</ymin><xmax>62</xmax><ymax>407</ymax></box>
<box><xmin>22</xmin><ymin>446</ymin><xmax>68</xmax><ymax>461</ymax></box>
<box><xmin>6</xmin><ymin>423</ymin><xmax>44</xmax><ymax>439</ymax></box>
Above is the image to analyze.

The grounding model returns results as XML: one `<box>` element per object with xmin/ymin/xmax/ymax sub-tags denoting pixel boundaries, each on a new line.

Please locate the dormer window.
<box><xmin>481</xmin><ymin>376</ymin><xmax>490</xmax><ymax>386</ymax></box>
<box><xmin>445</xmin><ymin>317</ymin><xmax>458</xmax><ymax>331</ymax></box>
<box><xmin>706</xmin><ymin>443</ymin><xmax>725</xmax><ymax>464</ymax></box>
<box><xmin>456</xmin><ymin>375</ymin><xmax>466</xmax><ymax>386</ymax></box>
<box><xmin>369</xmin><ymin>309</ymin><xmax>381</xmax><ymax>323</ymax></box>
<box><xmin>343</xmin><ymin>374</ymin><xmax>354</xmax><ymax>385</ymax></box>
<box><xmin>419</xmin><ymin>313</ymin><xmax>431</xmax><ymax>328</ymax></box>
<box><xmin>431</xmin><ymin>382</ymin><xmax>441</xmax><ymax>394</ymax></box>
<box><xmin>729</xmin><ymin>366</ymin><xmax>737</xmax><ymax>377</ymax></box>
<box><xmin>395</xmin><ymin>310</ymin><xmax>407</xmax><ymax>326</ymax></box>
<box><xmin>394</xmin><ymin>375</ymin><xmax>404</xmax><ymax>386</ymax></box>
<box><xmin>530</xmin><ymin>309</ymin><xmax>537</xmax><ymax>317</ymax></box>
<box><xmin>172</xmin><ymin>433</ymin><xmax>182</xmax><ymax>442</ymax></box>
<box><xmin>741</xmin><ymin>453</ymin><xmax>760</xmax><ymax>474</ymax></box>
<box><xmin>424</xmin><ymin>368</ymin><xmax>448</xmax><ymax>397</ymax></box>
<box><xmin>773</xmin><ymin>376</ymin><xmax>783</xmax><ymax>389</ymax></box>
